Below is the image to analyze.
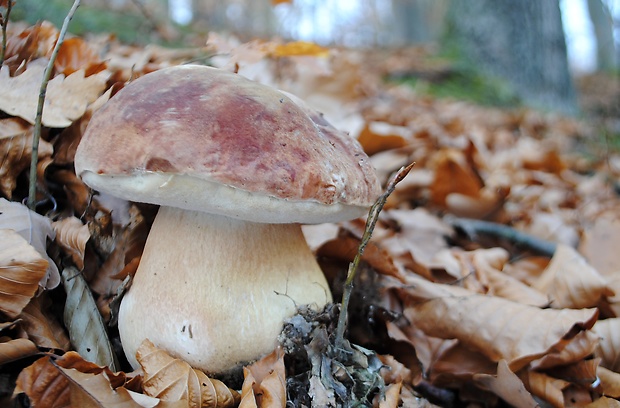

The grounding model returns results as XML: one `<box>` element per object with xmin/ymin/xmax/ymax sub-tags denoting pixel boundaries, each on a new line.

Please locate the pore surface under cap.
<box><xmin>75</xmin><ymin>65</ymin><xmax>381</xmax><ymax>221</ymax></box>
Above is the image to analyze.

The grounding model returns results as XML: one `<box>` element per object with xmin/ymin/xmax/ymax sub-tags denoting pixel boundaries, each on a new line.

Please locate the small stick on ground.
<box><xmin>445</xmin><ymin>215</ymin><xmax>557</xmax><ymax>257</ymax></box>
<box><xmin>334</xmin><ymin>162</ymin><xmax>414</xmax><ymax>351</ymax></box>
<box><xmin>0</xmin><ymin>0</ymin><xmax>14</xmax><ymax>68</ymax></box>
<box><xmin>27</xmin><ymin>0</ymin><xmax>81</xmax><ymax>210</ymax></box>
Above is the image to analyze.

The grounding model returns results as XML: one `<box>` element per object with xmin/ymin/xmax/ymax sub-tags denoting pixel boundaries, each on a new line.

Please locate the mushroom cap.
<box><xmin>75</xmin><ymin>65</ymin><xmax>381</xmax><ymax>223</ymax></box>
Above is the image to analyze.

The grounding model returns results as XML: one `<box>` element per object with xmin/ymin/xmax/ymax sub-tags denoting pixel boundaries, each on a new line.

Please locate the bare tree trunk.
<box><xmin>444</xmin><ymin>0</ymin><xmax>577</xmax><ymax>114</ymax></box>
<box><xmin>587</xmin><ymin>0</ymin><xmax>618</xmax><ymax>71</ymax></box>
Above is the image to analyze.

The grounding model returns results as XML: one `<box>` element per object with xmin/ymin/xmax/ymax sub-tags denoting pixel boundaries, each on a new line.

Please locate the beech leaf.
<box><xmin>136</xmin><ymin>339</ymin><xmax>241</xmax><ymax>408</ymax></box>
<box><xmin>0</xmin><ymin>229</ymin><xmax>48</xmax><ymax>318</ymax></box>
<box><xmin>239</xmin><ymin>347</ymin><xmax>286</xmax><ymax>408</ymax></box>
<box><xmin>472</xmin><ymin>360</ymin><xmax>538</xmax><ymax>408</ymax></box>
<box><xmin>398</xmin><ymin>275</ymin><xmax>599</xmax><ymax>371</ymax></box>
<box><xmin>0</xmin><ymin>58</ymin><xmax>108</xmax><ymax>128</ymax></box>
<box><xmin>0</xmin><ymin>198</ymin><xmax>59</xmax><ymax>289</ymax></box>
<box><xmin>62</xmin><ymin>266</ymin><xmax>118</xmax><ymax>370</ymax></box>
<box><xmin>53</xmin><ymin>216</ymin><xmax>91</xmax><ymax>270</ymax></box>
<box><xmin>0</xmin><ymin>337</ymin><xmax>39</xmax><ymax>365</ymax></box>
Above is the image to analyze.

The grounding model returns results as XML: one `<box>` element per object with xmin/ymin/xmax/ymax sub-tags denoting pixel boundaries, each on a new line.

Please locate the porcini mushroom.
<box><xmin>74</xmin><ymin>65</ymin><xmax>381</xmax><ymax>376</ymax></box>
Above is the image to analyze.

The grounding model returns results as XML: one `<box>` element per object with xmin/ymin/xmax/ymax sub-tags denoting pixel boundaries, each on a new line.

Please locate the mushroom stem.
<box><xmin>118</xmin><ymin>205</ymin><xmax>332</xmax><ymax>375</ymax></box>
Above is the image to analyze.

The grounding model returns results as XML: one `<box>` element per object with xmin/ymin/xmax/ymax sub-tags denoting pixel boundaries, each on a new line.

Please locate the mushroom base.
<box><xmin>118</xmin><ymin>206</ymin><xmax>332</xmax><ymax>376</ymax></box>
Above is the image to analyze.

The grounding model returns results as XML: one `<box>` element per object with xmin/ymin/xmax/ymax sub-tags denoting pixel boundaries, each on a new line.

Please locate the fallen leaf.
<box><xmin>593</xmin><ymin>318</ymin><xmax>620</xmax><ymax>372</ymax></box>
<box><xmin>0</xmin><ymin>337</ymin><xmax>39</xmax><ymax>365</ymax></box>
<box><xmin>533</xmin><ymin>244</ymin><xmax>614</xmax><ymax>309</ymax></box>
<box><xmin>240</xmin><ymin>347</ymin><xmax>286</xmax><ymax>408</ymax></box>
<box><xmin>0</xmin><ymin>118</ymin><xmax>53</xmax><ymax>198</ymax></box>
<box><xmin>0</xmin><ymin>229</ymin><xmax>48</xmax><ymax>318</ymax></box>
<box><xmin>19</xmin><ymin>294</ymin><xmax>71</xmax><ymax>350</ymax></box>
<box><xmin>473</xmin><ymin>360</ymin><xmax>538</xmax><ymax>408</ymax></box>
<box><xmin>62</xmin><ymin>266</ymin><xmax>119</xmax><ymax>370</ymax></box>
<box><xmin>14</xmin><ymin>355</ymin><xmax>71</xmax><ymax>408</ymax></box>
<box><xmin>0</xmin><ymin>58</ymin><xmax>108</xmax><ymax>128</ymax></box>
<box><xmin>54</xmin><ymin>37</ymin><xmax>107</xmax><ymax>77</ymax></box>
<box><xmin>0</xmin><ymin>198</ymin><xmax>58</xmax><ymax>290</ymax></box>
<box><xmin>519</xmin><ymin>370</ymin><xmax>571</xmax><ymax>408</ymax></box>
<box><xmin>579</xmin><ymin>214</ymin><xmax>620</xmax><ymax>277</ymax></box>
<box><xmin>137</xmin><ymin>339</ymin><xmax>240</xmax><ymax>408</ymax></box>
<box><xmin>396</xmin><ymin>275</ymin><xmax>599</xmax><ymax>371</ymax></box>
<box><xmin>53</xmin><ymin>216</ymin><xmax>91</xmax><ymax>270</ymax></box>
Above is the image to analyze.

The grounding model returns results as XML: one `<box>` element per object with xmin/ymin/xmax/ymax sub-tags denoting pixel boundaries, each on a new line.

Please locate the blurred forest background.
<box><xmin>11</xmin><ymin>0</ymin><xmax>619</xmax><ymax>139</ymax></box>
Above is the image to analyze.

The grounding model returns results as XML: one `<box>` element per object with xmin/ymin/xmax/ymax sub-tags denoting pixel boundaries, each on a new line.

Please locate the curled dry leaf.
<box><xmin>54</xmin><ymin>37</ymin><xmax>107</xmax><ymax>77</ymax></box>
<box><xmin>375</xmin><ymin>381</ymin><xmax>402</xmax><ymax>408</ymax></box>
<box><xmin>0</xmin><ymin>337</ymin><xmax>39</xmax><ymax>365</ymax></box>
<box><xmin>53</xmin><ymin>216</ymin><xmax>91</xmax><ymax>270</ymax></box>
<box><xmin>397</xmin><ymin>275</ymin><xmax>599</xmax><ymax>371</ymax></box>
<box><xmin>239</xmin><ymin>347</ymin><xmax>286</xmax><ymax>408</ymax></box>
<box><xmin>0</xmin><ymin>199</ymin><xmax>59</xmax><ymax>289</ymax></box>
<box><xmin>0</xmin><ymin>117</ymin><xmax>53</xmax><ymax>198</ymax></box>
<box><xmin>14</xmin><ymin>355</ymin><xmax>71</xmax><ymax>408</ymax></box>
<box><xmin>472</xmin><ymin>360</ymin><xmax>537</xmax><ymax>408</ymax></box>
<box><xmin>519</xmin><ymin>370</ymin><xmax>572</xmax><ymax>408</ymax></box>
<box><xmin>593</xmin><ymin>318</ymin><xmax>620</xmax><ymax>372</ymax></box>
<box><xmin>3</xmin><ymin>21</ymin><xmax>59</xmax><ymax>75</ymax></box>
<box><xmin>0</xmin><ymin>58</ymin><xmax>108</xmax><ymax>128</ymax></box>
<box><xmin>136</xmin><ymin>339</ymin><xmax>240</xmax><ymax>408</ymax></box>
<box><xmin>19</xmin><ymin>294</ymin><xmax>71</xmax><ymax>350</ymax></box>
<box><xmin>0</xmin><ymin>229</ymin><xmax>48</xmax><ymax>318</ymax></box>
<box><xmin>533</xmin><ymin>244</ymin><xmax>614</xmax><ymax>309</ymax></box>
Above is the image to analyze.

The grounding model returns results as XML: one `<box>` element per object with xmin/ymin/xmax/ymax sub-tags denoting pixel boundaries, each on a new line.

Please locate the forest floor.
<box><xmin>0</xmin><ymin>13</ymin><xmax>620</xmax><ymax>408</ymax></box>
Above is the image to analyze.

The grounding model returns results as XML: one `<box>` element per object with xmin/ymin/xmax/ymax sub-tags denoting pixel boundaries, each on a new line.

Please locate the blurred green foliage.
<box><xmin>10</xmin><ymin>0</ymin><xmax>163</xmax><ymax>44</ymax></box>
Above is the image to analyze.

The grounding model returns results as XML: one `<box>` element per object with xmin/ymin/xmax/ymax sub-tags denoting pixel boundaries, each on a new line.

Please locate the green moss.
<box><xmin>395</xmin><ymin>64</ymin><xmax>522</xmax><ymax>108</ymax></box>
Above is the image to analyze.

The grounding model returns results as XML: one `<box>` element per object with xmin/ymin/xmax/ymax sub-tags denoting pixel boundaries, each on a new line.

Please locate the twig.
<box><xmin>445</xmin><ymin>215</ymin><xmax>557</xmax><ymax>257</ymax></box>
<box><xmin>27</xmin><ymin>0</ymin><xmax>81</xmax><ymax>210</ymax></box>
<box><xmin>0</xmin><ymin>0</ymin><xmax>13</xmax><ymax>68</ymax></box>
<box><xmin>334</xmin><ymin>162</ymin><xmax>415</xmax><ymax>350</ymax></box>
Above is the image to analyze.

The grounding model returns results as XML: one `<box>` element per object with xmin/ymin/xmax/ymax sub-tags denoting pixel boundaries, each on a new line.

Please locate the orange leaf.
<box><xmin>14</xmin><ymin>355</ymin><xmax>71</xmax><ymax>408</ymax></box>
<box><xmin>54</xmin><ymin>37</ymin><xmax>107</xmax><ymax>77</ymax></box>
<box><xmin>0</xmin><ymin>337</ymin><xmax>39</xmax><ymax>365</ymax></box>
<box><xmin>357</xmin><ymin>122</ymin><xmax>408</xmax><ymax>156</ymax></box>
<box><xmin>267</xmin><ymin>41</ymin><xmax>328</xmax><ymax>58</ymax></box>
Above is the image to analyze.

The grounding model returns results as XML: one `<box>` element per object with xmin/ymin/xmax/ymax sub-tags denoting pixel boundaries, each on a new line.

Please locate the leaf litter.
<box><xmin>0</xmin><ymin>15</ymin><xmax>618</xmax><ymax>408</ymax></box>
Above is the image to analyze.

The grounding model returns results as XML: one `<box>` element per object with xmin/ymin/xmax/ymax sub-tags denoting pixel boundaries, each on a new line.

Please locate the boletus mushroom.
<box><xmin>74</xmin><ymin>65</ymin><xmax>381</xmax><ymax>377</ymax></box>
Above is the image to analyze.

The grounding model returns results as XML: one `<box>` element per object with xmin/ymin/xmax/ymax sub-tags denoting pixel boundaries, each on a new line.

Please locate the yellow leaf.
<box><xmin>268</xmin><ymin>41</ymin><xmax>329</xmax><ymax>58</ymax></box>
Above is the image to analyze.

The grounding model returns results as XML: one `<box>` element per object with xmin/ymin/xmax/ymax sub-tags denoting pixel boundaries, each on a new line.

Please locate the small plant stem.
<box><xmin>27</xmin><ymin>0</ymin><xmax>81</xmax><ymax>210</ymax></box>
<box><xmin>334</xmin><ymin>162</ymin><xmax>414</xmax><ymax>350</ymax></box>
<box><xmin>0</xmin><ymin>0</ymin><xmax>13</xmax><ymax>68</ymax></box>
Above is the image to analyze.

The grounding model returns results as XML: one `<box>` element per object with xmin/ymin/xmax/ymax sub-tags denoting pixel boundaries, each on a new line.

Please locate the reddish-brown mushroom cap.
<box><xmin>74</xmin><ymin>65</ymin><xmax>381</xmax><ymax>376</ymax></box>
<box><xmin>75</xmin><ymin>65</ymin><xmax>381</xmax><ymax>223</ymax></box>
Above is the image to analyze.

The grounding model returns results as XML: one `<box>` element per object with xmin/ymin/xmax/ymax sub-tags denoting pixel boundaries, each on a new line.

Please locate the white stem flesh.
<box><xmin>118</xmin><ymin>206</ymin><xmax>332</xmax><ymax>374</ymax></box>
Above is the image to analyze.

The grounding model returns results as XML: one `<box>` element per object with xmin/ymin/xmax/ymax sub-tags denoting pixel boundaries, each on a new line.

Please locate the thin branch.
<box><xmin>0</xmin><ymin>0</ymin><xmax>13</xmax><ymax>68</ymax></box>
<box><xmin>445</xmin><ymin>215</ymin><xmax>557</xmax><ymax>257</ymax></box>
<box><xmin>334</xmin><ymin>162</ymin><xmax>415</xmax><ymax>350</ymax></box>
<box><xmin>28</xmin><ymin>0</ymin><xmax>81</xmax><ymax>210</ymax></box>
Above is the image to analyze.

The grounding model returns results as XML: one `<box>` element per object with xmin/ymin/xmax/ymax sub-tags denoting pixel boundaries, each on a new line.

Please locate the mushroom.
<box><xmin>74</xmin><ymin>65</ymin><xmax>381</xmax><ymax>376</ymax></box>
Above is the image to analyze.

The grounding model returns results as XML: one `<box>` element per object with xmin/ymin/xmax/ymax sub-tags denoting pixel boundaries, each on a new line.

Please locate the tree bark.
<box><xmin>587</xmin><ymin>0</ymin><xmax>618</xmax><ymax>71</ymax></box>
<box><xmin>444</xmin><ymin>0</ymin><xmax>577</xmax><ymax>114</ymax></box>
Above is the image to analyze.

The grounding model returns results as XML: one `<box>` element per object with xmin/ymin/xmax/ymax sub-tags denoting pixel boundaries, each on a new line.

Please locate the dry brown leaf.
<box><xmin>0</xmin><ymin>229</ymin><xmax>48</xmax><ymax>318</ymax></box>
<box><xmin>0</xmin><ymin>198</ymin><xmax>59</xmax><ymax>289</ymax></box>
<box><xmin>357</xmin><ymin>121</ymin><xmax>409</xmax><ymax>156</ymax></box>
<box><xmin>597</xmin><ymin>366</ymin><xmax>620</xmax><ymax>398</ymax></box>
<box><xmin>397</xmin><ymin>275</ymin><xmax>599</xmax><ymax>371</ymax></box>
<box><xmin>0</xmin><ymin>58</ymin><xmax>108</xmax><ymax>128</ymax></box>
<box><xmin>19</xmin><ymin>294</ymin><xmax>71</xmax><ymax>350</ymax></box>
<box><xmin>376</xmin><ymin>381</ymin><xmax>402</xmax><ymax>408</ymax></box>
<box><xmin>14</xmin><ymin>355</ymin><xmax>71</xmax><ymax>408</ymax></box>
<box><xmin>519</xmin><ymin>370</ymin><xmax>571</xmax><ymax>408</ymax></box>
<box><xmin>53</xmin><ymin>216</ymin><xmax>91</xmax><ymax>270</ymax></box>
<box><xmin>579</xmin><ymin>215</ymin><xmax>620</xmax><ymax>277</ymax></box>
<box><xmin>593</xmin><ymin>318</ymin><xmax>620</xmax><ymax>372</ymax></box>
<box><xmin>531</xmin><ymin>329</ymin><xmax>600</xmax><ymax>370</ymax></box>
<box><xmin>429</xmin><ymin>148</ymin><xmax>483</xmax><ymax>208</ymax></box>
<box><xmin>239</xmin><ymin>347</ymin><xmax>286</xmax><ymax>408</ymax></box>
<box><xmin>0</xmin><ymin>118</ymin><xmax>53</xmax><ymax>198</ymax></box>
<box><xmin>47</xmin><ymin>169</ymin><xmax>91</xmax><ymax>216</ymax></box>
<box><xmin>533</xmin><ymin>244</ymin><xmax>614</xmax><ymax>309</ymax></box>
<box><xmin>0</xmin><ymin>337</ymin><xmax>39</xmax><ymax>365</ymax></box>
<box><xmin>472</xmin><ymin>360</ymin><xmax>537</xmax><ymax>408</ymax></box>
<box><xmin>585</xmin><ymin>396</ymin><xmax>620</xmax><ymax>408</ymax></box>
<box><xmin>137</xmin><ymin>339</ymin><xmax>240</xmax><ymax>408</ymax></box>
<box><xmin>3</xmin><ymin>21</ymin><xmax>58</xmax><ymax>75</ymax></box>
<box><xmin>54</xmin><ymin>37</ymin><xmax>107</xmax><ymax>77</ymax></box>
